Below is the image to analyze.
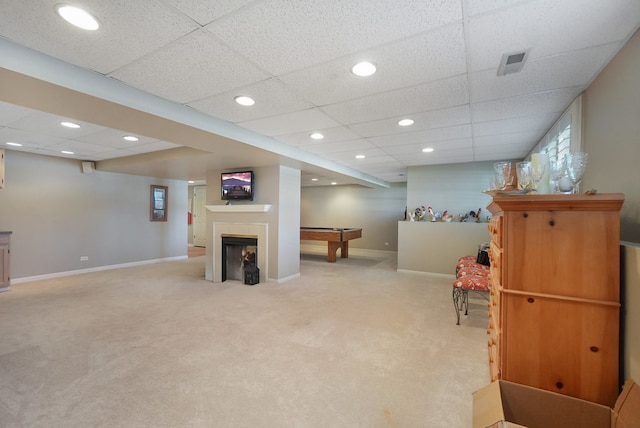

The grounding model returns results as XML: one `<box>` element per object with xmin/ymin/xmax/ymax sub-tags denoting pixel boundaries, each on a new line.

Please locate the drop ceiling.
<box><xmin>1</xmin><ymin>0</ymin><xmax>639</xmax><ymax>187</ymax></box>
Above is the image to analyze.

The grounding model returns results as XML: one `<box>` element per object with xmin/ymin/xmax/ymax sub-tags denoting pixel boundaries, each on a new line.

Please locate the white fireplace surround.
<box><xmin>212</xmin><ymin>222</ymin><xmax>268</xmax><ymax>283</ymax></box>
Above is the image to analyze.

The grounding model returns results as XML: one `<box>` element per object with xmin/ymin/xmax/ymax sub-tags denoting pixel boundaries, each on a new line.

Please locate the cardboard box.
<box><xmin>472</xmin><ymin>379</ymin><xmax>639</xmax><ymax>428</ymax></box>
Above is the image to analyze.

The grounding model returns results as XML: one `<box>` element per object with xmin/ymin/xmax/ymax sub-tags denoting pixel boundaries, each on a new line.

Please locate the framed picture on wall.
<box><xmin>150</xmin><ymin>185</ymin><xmax>168</xmax><ymax>222</ymax></box>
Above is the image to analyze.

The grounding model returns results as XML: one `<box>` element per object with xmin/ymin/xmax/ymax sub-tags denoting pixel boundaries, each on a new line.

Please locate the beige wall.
<box><xmin>301</xmin><ymin>183</ymin><xmax>406</xmax><ymax>251</ymax></box>
<box><xmin>622</xmin><ymin>243</ymin><xmax>640</xmax><ymax>385</ymax></box>
<box><xmin>583</xmin><ymin>29</ymin><xmax>640</xmax><ymax>243</ymax></box>
<box><xmin>407</xmin><ymin>161</ymin><xmax>496</xmax><ymax>221</ymax></box>
<box><xmin>581</xmin><ymin>28</ymin><xmax>640</xmax><ymax>386</ymax></box>
<box><xmin>397</xmin><ymin>221</ymin><xmax>490</xmax><ymax>275</ymax></box>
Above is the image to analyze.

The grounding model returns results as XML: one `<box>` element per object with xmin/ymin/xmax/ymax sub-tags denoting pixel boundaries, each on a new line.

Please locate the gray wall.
<box><xmin>277</xmin><ymin>166</ymin><xmax>301</xmax><ymax>279</ymax></box>
<box><xmin>301</xmin><ymin>183</ymin><xmax>406</xmax><ymax>251</ymax></box>
<box><xmin>0</xmin><ymin>150</ymin><xmax>188</xmax><ymax>280</ymax></box>
<box><xmin>582</xmin><ymin>28</ymin><xmax>640</xmax><ymax>243</ymax></box>
<box><xmin>407</xmin><ymin>161</ymin><xmax>496</xmax><ymax>221</ymax></box>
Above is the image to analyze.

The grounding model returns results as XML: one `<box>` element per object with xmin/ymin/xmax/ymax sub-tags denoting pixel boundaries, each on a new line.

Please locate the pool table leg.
<box><xmin>327</xmin><ymin>241</ymin><xmax>349</xmax><ymax>262</ymax></box>
<box><xmin>340</xmin><ymin>242</ymin><xmax>348</xmax><ymax>258</ymax></box>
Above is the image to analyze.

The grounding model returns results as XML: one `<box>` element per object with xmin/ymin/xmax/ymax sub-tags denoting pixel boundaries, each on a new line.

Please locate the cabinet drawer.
<box><xmin>0</xmin><ymin>235</ymin><xmax>9</xmax><ymax>246</ymax></box>
<box><xmin>488</xmin><ymin>215</ymin><xmax>503</xmax><ymax>248</ymax></box>
<box><xmin>489</xmin><ymin>243</ymin><xmax>502</xmax><ymax>286</ymax></box>
<box><xmin>501</xmin><ymin>292</ymin><xmax>619</xmax><ymax>406</ymax></box>
<box><xmin>502</xmin><ymin>209</ymin><xmax>620</xmax><ymax>301</ymax></box>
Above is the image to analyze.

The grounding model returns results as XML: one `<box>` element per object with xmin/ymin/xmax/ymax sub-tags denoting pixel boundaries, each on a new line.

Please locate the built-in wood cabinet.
<box><xmin>0</xmin><ymin>231</ymin><xmax>11</xmax><ymax>291</ymax></box>
<box><xmin>486</xmin><ymin>193</ymin><xmax>624</xmax><ymax>407</ymax></box>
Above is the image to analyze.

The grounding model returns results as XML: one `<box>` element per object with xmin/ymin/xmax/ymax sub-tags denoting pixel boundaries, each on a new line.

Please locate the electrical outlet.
<box><xmin>80</xmin><ymin>256</ymin><xmax>88</xmax><ymax>261</ymax></box>
<box><xmin>384</xmin><ymin>242</ymin><xmax>389</xmax><ymax>246</ymax></box>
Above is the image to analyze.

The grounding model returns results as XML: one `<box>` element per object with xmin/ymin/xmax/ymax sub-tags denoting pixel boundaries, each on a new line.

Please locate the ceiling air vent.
<box><xmin>497</xmin><ymin>49</ymin><xmax>530</xmax><ymax>76</ymax></box>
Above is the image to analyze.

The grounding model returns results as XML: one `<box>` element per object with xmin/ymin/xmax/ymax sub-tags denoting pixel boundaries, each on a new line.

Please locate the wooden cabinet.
<box><xmin>486</xmin><ymin>194</ymin><xmax>624</xmax><ymax>406</ymax></box>
<box><xmin>0</xmin><ymin>231</ymin><xmax>11</xmax><ymax>291</ymax></box>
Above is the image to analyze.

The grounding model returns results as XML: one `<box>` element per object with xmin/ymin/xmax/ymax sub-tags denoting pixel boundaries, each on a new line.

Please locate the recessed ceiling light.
<box><xmin>398</xmin><ymin>119</ymin><xmax>414</xmax><ymax>126</ymax></box>
<box><xmin>422</xmin><ymin>147</ymin><xmax>434</xmax><ymax>153</ymax></box>
<box><xmin>61</xmin><ymin>150</ymin><xmax>75</xmax><ymax>155</ymax></box>
<box><xmin>331</xmin><ymin>181</ymin><xmax>337</xmax><ymax>185</ymax></box>
<box><xmin>351</xmin><ymin>61</ymin><xmax>377</xmax><ymax>77</ymax></box>
<box><xmin>123</xmin><ymin>135</ymin><xmax>139</xmax><ymax>142</ymax></box>
<box><xmin>55</xmin><ymin>4</ymin><xmax>100</xmax><ymax>31</ymax></box>
<box><xmin>310</xmin><ymin>132</ymin><xmax>324</xmax><ymax>140</ymax></box>
<box><xmin>355</xmin><ymin>154</ymin><xmax>366</xmax><ymax>159</ymax></box>
<box><xmin>6</xmin><ymin>142</ymin><xmax>22</xmax><ymax>147</ymax></box>
<box><xmin>235</xmin><ymin>96</ymin><xmax>255</xmax><ymax>106</ymax></box>
<box><xmin>311</xmin><ymin>178</ymin><xmax>318</xmax><ymax>182</ymax></box>
<box><xmin>188</xmin><ymin>180</ymin><xmax>195</xmax><ymax>184</ymax></box>
<box><xmin>60</xmin><ymin>121</ymin><xmax>80</xmax><ymax>128</ymax></box>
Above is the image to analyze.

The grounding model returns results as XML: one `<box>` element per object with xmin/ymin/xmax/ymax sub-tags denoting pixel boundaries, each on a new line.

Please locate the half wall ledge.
<box><xmin>206</xmin><ymin>205</ymin><xmax>271</xmax><ymax>213</ymax></box>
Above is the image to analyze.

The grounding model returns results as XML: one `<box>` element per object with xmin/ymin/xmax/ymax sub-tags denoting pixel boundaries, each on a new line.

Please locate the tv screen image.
<box><xmin>221</xmin><ymin>171</ymin><xmax>254</xmax><ymax>200</ymax></box>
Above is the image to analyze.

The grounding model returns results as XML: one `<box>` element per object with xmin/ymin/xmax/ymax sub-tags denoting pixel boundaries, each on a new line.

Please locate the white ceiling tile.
<box><xmin>110</xmin><ymin>30</ymin><xmax>270</xmax><ymax>103</ymax></box>
<box><xmin>321</xmin><ymin>75</ymin><xmax>470</xmax><ymax>125</ymax></box>
<box><xmin>369</xmin><ymin>125</ymin><xmax>472</xmax><ymax>148</ymax></box>
<box><xmin>383</xmin><ymin>138</ymin><xmax>473</xmax><ymax>155</ymax></box>
<box><xmin>188</xmin><ymin>78</ymin><xmax>313</xmax><ymax>123</ymax></box>
<box><xmin>474</xmin><ymin>148</ymin><xmax>530</xmax><ymax>162</ymax></box>
<box><xmin>128</xmin><ymin>141</ymin><xmax>182</xmax><ymax>154</ymax></box>
<box><xmin>462</xmin><ymin>0</ymin><xmax>535</xmax><ymax>18</ymax></box>
<box><xmin>207</xmin><ymin>0</ymin><xmax>462</xmax><ymax>75</ymax></box>
<box><xmin>467</xmin><ymin>0</ymin><xmax>640</xmax><ymax>72</ymax></box>
<box><xmin>349</xmin><ymin>105</ymin><xmax>471</xmax><ymax>138</ymax></box>
<box><xmin>275</xmin><ymin>127</ymin><xmax>362</xmax><ymax>147</ymax></box>
<box><xmin>471</xmin><ymin>87</ymin><xmax>580</xmax><ymax>123</ymax></box>
<box><xmin>163</xmin><ymin>0</ymin><xmax>257</xmax><ymax>25</ymax></box>
<box><xmin>0</xmin><ymin>101</ymin><xmax>33</xmax><ymax>125</ymax></box>
<box><xmin>473</xmin><ymin>131</ymin><xmax>542</xmax><ymax>150</ymax></box>
<box><xmin>31</xmin><ymin>147</ymin><xmax>89</xmax><ymax>159</ymax></box>
<box><xmin>238</xmin><ymin>109</ymin><xmax>341</xmax><ymax>136</ymax></box>
<box><xmin>397</xmin><ymin>148</ymin><xmax>475</xmax><ymax>165</ymax></box>
<box><xmin>0</xmin><ymin>127</ymin><xmax>66</xmax><ymax>148</ymax></box>
<box><xmin>536</xmin><ymin>0</ymin><xmax>640</xmax><ymax>57</ymax></box>
<box><xmin>471</xmin><ymin>43</ymin><xmax>619</xmax><ymax>103</ymax></box>
<box><xmin>90</xmin><ymin>149</ymin><xmax>140</xmax><ymax>160</ymax></box>
<box><xmin>76</xmin><ymin>129</ymin><xmax>159</xmax><ymax>149</ymax></box>
<box><xmin>302</xmin><ymin>139</ymin><xmax>376</xmax><ymax>155</ymax></box>
<box><xmin>335</xmin><ymin>154</ymin><xmax>403</xmax><ymax>169</ymax></box>
<box><xmin>472</xmin><ymin>113</ymin><xmax>557</xmax><ymax>137</ymax></box>
<box><xmin>44</xmin><ymin>140</ymin><xmax>117</xmax><ymax>156</ymax></box>
<box><xmin>0</xmin><ymin>0</ymin><xmax>200</xmax><ymax>74</ymax></box>
<box><xmin>279</xmin><ymin>23</ymin><xmax>467</xmax><ymax>106</ymax></box>
<box><xmin>7</xmin><ymin>112</ymin><xmax>106</xmax><ymax>138</ymax></box>
<box><xmin>324</xmin><ymin>154</ymin><xmax>391</xmax><ymax>169</ymax></box>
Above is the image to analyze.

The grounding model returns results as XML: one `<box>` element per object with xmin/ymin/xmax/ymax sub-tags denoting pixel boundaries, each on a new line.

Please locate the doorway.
<box><xmin>192</xmin><ymin>186</ymin><xmax>207</xmax><ymax>247</ymax></box>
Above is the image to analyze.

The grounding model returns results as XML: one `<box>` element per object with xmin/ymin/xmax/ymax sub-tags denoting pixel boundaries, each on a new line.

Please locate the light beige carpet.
<box><xmin>0</xmin><ymin>249</ymin><xmax>489</xmax><ymax>427</ymax></box>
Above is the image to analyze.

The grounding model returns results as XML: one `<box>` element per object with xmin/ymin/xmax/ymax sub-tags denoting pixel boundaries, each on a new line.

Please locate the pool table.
<box><xmin>300</xmin><ymin>227</ymin><xmax>363</xmax><ymax>262</ymax></box>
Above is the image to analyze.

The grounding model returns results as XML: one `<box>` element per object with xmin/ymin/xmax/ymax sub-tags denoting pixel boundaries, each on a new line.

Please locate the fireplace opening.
<box><xmin>221</xmin><ymin>236</ymin><xmax>258</xmax><ymax>283</ymax></box>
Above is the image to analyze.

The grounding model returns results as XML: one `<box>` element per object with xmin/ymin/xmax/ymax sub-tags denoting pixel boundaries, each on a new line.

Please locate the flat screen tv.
<box><xmin>221</xmin><ymin>170</ymin><xmax>254</xmax><ymax>201</ymax></box>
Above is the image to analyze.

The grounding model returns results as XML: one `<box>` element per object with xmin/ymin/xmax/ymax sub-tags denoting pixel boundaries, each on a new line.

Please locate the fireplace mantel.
<box><xmin>206</xmin><ymin>204</ymin><xmax>271</xmax><ymax>213</ymax></box>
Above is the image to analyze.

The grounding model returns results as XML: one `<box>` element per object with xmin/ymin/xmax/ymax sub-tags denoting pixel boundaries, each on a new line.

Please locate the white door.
<box><xmin>193</xmin><ymin>186</ymin><xmax>207</xmax><ymax>247</ymax></box>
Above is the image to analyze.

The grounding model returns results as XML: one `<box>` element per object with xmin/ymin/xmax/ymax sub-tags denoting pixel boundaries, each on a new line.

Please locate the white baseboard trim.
<box><xmin>271</xmin><ymin>272</ymin><xmax>301</xmax><ymax>284</ymax></box>
<box><xmin>11</xmin><ymin>256</ymin><xmax>188</xmax><ymax>285</ymax></box>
